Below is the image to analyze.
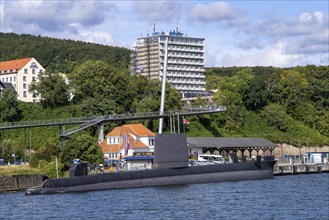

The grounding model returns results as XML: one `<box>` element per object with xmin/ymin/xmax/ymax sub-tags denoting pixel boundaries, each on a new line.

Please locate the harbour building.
<box><xmin>131</xmin><ymin>26</ymin><xmax>207</xmax><ymax>98</ymax></box>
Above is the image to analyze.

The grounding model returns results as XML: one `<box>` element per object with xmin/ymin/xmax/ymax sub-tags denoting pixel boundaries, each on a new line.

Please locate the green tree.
<box><xmin>279</xmin><ymin>70</ymin><xmax>309</xmax><ymax>117</ymax></box>
<box><xmin>62</xmin><ymin>133</ymin><xmax>103</xmax><ymax>164</ymax></box>
<box><xmin>69</xmin><ymin>60</ymin><xmax>132</xmax><ymax>116</ymax></box>
<box><xmin>29</xmin><ymin>71</ymin><xmax>70</xmax><ymax>108</ymax></box>
<box><xmin>242</xmin><ymin>75</ymin><xmax>270</xmax><ymax>111</ymax></box>
<box><xmin>261</xmin><ymin>103</ymin><xmax>288</xmax><ymax>131</ymax></box>
<box><xmin>0</xmin><ymin>89</ymin><xmax>21</xmax><ymax>122</ymax></box>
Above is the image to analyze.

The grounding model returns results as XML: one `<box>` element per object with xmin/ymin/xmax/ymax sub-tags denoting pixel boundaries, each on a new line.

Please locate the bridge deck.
<box><xmin>0</xmin><ymin>106</ymin><xmax>226</xmax><ymax>134</ymax></box>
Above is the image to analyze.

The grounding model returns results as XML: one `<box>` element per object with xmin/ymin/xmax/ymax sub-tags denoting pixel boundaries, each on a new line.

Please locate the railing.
<box><xmin>0</xmin><ymin>107</ymin><xmax>226</xmax><ymax>132</ymax></box>
<box><xmin>0</xmin><ymin>116</ymin><xmax>97</xmax><ymax>130</ymax></box>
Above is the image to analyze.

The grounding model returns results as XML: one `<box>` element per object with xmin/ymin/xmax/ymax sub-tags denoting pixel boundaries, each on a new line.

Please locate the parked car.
<box><xmin>72</xmin><ymin>159</ymin><xmax>81</xmax><ymax>164</ymax></box>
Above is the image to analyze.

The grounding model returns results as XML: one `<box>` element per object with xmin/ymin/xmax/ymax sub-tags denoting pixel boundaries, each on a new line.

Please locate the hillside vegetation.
<box><xmin>0</xmin><ymin>33</ymin><xmax>328</xmax><ymax>175</ymax></box>
<box><xmin>0</xmin><ymin>32</ymin><xmax>131</xmax><ymax>73</ymax></box>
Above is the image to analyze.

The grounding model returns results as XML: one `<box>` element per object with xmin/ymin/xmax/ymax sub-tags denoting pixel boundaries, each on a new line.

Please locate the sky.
<box><xmin>0</xmin><ymin>0</ymin><xmax>328</xmax><ymax>67</ymax></box>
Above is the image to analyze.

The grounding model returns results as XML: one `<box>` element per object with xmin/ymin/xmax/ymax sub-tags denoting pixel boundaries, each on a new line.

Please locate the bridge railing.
<box><xmin>60</xmin><ymin>111</ymin><xmax>173</xmax><ymax>136</ymax></box>
<box><xmin>182</xmin><ymin>105</ymin><xmax>226</xmax><ymax>112</ymax></box>
<box><xmin>0</xmin><ymin>116</ymin><xmax>97</xmax><ymax>129</ymax></box>
<box><xmin>0</xmin><ymin>106</ymin><xmax>226</xmax><ymax>131</ymax></box>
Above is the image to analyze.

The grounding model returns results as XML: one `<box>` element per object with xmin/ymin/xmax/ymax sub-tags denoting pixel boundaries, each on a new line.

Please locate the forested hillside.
<box><xmin>0</xmin><ymin>33</ymin><xmax>328</xmax><ymax>176</ymax></box>
<box><xmin>0</xmin><ymin>32</ymin><xmax>131</xmax><ymax>73</ymax></box>
<box><xmin>199</xmin><ymin>65</ymin><xmax>329</xmax><ymax>146</ymax></box>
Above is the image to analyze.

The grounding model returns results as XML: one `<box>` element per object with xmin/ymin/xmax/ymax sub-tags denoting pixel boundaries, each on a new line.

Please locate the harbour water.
<box><xmin>1</xmin><ymin>173</ymin><xmax>328</xmax><ymax>220</ymax></box>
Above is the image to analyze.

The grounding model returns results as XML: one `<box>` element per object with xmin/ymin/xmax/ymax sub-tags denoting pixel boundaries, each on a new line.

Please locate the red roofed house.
<box><xmin>99</xmin><ymin>124</ymin><xmax>156</xmax><ymax>161</ymax></box>
<box><xmin>0</xmin><ymin>58</ymin><xmax>45</xmax><ymax>102</ymax></box>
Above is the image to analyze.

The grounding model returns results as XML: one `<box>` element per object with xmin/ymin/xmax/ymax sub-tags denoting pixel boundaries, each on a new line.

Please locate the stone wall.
<box><xmin>273</xmin><ymin>144</ymin><xmax>329</xmax><ymax>158</ymax></box>
<box><xmin>0</xmin><ymin>174</ymin><xmax>47</xmax><ymax>192</ymax></box>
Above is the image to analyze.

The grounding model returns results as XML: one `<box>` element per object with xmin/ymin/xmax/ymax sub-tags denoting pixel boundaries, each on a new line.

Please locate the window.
<box><xmin>23</xmin><ymin>91</ymin><xmax>27</xmax><ymax>97</ymax></box>
<box><xmin>149</xmin><ymin>138</ymin><xmax>154</xmax><ymax>146</ymax></box>
<box><xmin>23</xmin><ymin>84</ymin><xmax>26</xmax><ymax>89</ymax></box>
<box><xmin>24</xmin><ymin>69</ymin><xmax>28</xmax><ymax>74</ymax></box>
<box><xmin>14</xmin><ymin>77</ymin><xmax>16</xmax><ymax>82</ymax></box>
<box><xmin>32</xmin><ymin>77</ymin><xmax>36</xmax><ymax>81</ymax></box>
<box><xmin>23</xmin><ymin>76</ymin><xmax>26</xmax><ymax>81</ymax></box>
<box><xmin>32</xmin><ymin>69</ymin><xmax>35</xmax><ymax>74</ymax></box>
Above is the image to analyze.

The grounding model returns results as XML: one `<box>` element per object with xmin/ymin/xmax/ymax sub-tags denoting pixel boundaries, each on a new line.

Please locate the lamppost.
<box><xmin>12</xmin><ymin>152</ymin><xmax>15</xmax><ymax>165</ymax></box>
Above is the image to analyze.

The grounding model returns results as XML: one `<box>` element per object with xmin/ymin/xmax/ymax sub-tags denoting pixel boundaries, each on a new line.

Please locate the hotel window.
<box><xmin>14</xmin><ymin>77</ymin><xmax>16</xmax><ymax>82</ymax></box>
<box><xmin>10</xmin><ymin>77</ymin><xmax>12</xmax><ymax>82</ymax></box>
<box><xmin>32</xmin><ymin>69</ymin><xmax>35</xmax><ymax>74</ymax></box>
<box><xmin>23</xmin><ymin>91</ymin><xmax>27</xmax><ymax>97</ymax></box>
<box><xmin>24</xmin><ymin>69</ymin><xmax>28</xmax><ymax>74</ymax></box>
<box><xmin>23</xmin><ymin>84</ymin><xmax>26</xmax><ymax>89</ymax></box>
<box><xmin>23</xmin><ymin>76</ymin><xmax>27</xmax><ymax>81</ymax></box>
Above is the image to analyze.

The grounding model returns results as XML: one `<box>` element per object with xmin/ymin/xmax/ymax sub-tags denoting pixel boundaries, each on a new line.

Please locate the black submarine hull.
<box><xmin>25</xmin><ymin>160</ymin><xmax>275</xmax><ymax>195</ymax></box>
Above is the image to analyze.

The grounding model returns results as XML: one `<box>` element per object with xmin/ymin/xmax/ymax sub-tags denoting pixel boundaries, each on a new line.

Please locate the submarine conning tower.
<box><xmin>153</xmin><ymin>134</ymin><xmax>189</xmax><ymax>169</ymax></box>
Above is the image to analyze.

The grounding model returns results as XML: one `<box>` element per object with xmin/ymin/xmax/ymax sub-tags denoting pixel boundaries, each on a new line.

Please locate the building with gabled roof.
<box><xmin>0</xmin><ymin>58</ymin><xmax>45</xmax><ymax>102</ymax></box>
<box><xmin>99</xmin><ymin>124</ymin><xmax>156</xmax><ymax>160</ymax></box>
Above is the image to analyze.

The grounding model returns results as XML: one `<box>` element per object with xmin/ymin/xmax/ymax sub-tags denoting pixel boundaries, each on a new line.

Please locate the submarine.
<box><xmin>26</xmin><ymin>134</ymin><xmax>276</xmax><ymax>195</ymax></box>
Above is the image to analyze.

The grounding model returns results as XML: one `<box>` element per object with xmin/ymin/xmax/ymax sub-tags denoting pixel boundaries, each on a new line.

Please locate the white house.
<box><xmin>0</xmin><ymin>58</ymin><xmax>45</xmax><ymax>102</ymax></box>
<box><xmin>99</xmin><ymin>124</ymin><xmax>155</xmax><ymax>160</ymax></box>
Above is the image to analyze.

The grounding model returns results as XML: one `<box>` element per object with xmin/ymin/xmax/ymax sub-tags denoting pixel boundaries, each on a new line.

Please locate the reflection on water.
<box><xmin>1</xmin><ymin>173</ymin><xmax>328</xmax><ymax>220</ymax></box>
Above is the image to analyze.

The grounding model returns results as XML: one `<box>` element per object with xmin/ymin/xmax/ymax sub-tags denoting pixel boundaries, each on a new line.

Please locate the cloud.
<box><xmin>219</xmin><ymin>41</ymin><xmax>310</xmax><ymax>67</ymax></box>
<box><xmin>284</xmin><ymin>32</ymin><xmax>329</xmax><ymax>54</ymax></box>
<box><xmin>188</xmin><ymin>2</ymin><xmax>249</xmax><ymax>27</ymax></box>
<box><xmin>251</xmin><ymin>11</ymin><xmax>327</xmax><ymax>38</ymax></box>
<box><xmin>54</xmin><ymin>26</ymin><xmax>114</xmax><ymax>45</ymax></box>
<box><xmin>237</xmin><ymin>37</ymin><xmax>265</xmax><ymax>50</ymax></box>
<box><xmin>2</xmin><ymin>0</ymin><xmax>115</xmax><ymax>33</ymax></box>
<box><xmin>133</xmin><ymin>1</ymin><xmax>182</xmax><ymax>23</ymax></box>
<box><xmin>0</xmin><ymin>3</ymin><xmax>4</xmax><ymax>24</ymax></box>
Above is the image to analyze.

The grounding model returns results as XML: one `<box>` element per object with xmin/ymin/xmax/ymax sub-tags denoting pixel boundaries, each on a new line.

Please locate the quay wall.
<box><xmin>274</xmin><ymin>163</ymin><xmax>329</xmax><ymax>175</ymax></box>
<box><xmin>0</xmin><ymin>174</ymin><xmax>47</xmax><ymax>192</ymax></box>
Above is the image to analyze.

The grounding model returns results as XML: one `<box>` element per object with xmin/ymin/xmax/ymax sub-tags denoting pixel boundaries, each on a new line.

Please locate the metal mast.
<box><xmin>158</xmin><ymin>36</ymin><xmax>169</xmax><ymax>134</ymax></box>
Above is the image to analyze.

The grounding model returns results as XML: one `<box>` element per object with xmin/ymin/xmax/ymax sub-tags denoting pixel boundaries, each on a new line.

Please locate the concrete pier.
<box><xmin>0</xmin><ymin>174</ymin><xmax>47</xmax><ymax>192</ymax></box>
<box><xmin>274</xmin><ymin>163</ymin><xmax>329</xmax><ymax>175</ymax></box>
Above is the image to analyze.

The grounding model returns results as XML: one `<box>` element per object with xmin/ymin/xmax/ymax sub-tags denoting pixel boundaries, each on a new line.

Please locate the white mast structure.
<box><xmin>158</xmin><ymin>36</ymin><xmax>169</xmax><ymax>134</ymax></box>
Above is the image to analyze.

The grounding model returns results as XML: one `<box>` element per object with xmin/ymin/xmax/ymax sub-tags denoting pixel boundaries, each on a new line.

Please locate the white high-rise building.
<box><xmin>131</xmin><ymin>27</ymin><xmax>206</xmax><ymax>97</ymax></box>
